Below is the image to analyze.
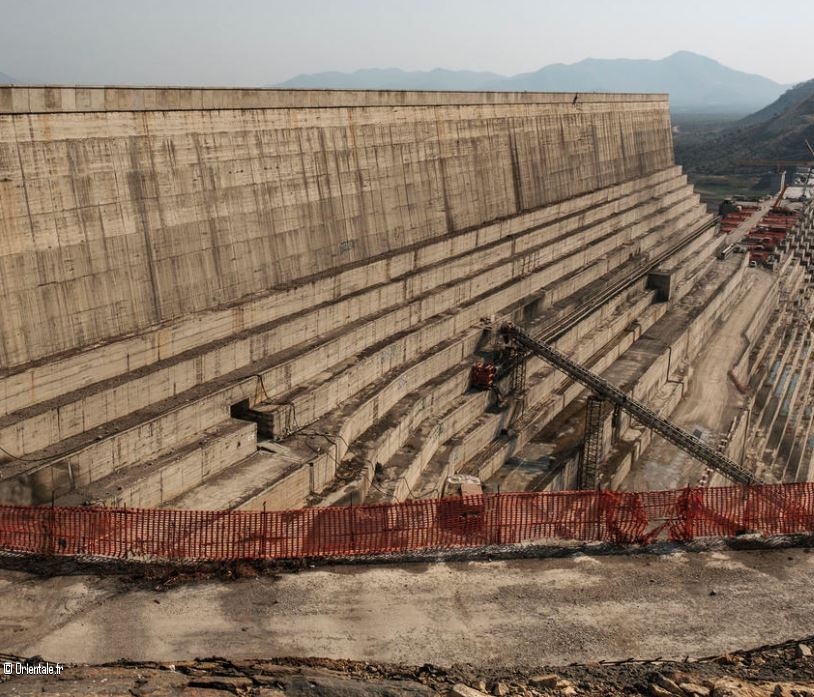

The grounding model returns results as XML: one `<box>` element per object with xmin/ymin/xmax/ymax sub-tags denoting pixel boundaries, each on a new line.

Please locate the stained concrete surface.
<box><xmin>0</xmin><ymin>89</ymin><xmax>672</xmax><ymax>371</ymax></box>
<box><xmin>2</xmin><ymin>548</ymin><xmax>813</xmax><ymax>667</ymax></box>
<box><xmin>0</xmin><ymin>84</ymin><xmax>689</xmax><ymax>512</ymax></box>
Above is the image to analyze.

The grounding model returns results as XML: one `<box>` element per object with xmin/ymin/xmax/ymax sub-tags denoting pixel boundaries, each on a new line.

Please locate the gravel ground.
<box><xmin>2</xmin><ymin>635</ymin><xmax>814</xmax><ymax>696</ymax></box>
<box><xmin>1</xmin><ymin>546</ymin><xmax>813</xmax><ymax>668</ymax></box>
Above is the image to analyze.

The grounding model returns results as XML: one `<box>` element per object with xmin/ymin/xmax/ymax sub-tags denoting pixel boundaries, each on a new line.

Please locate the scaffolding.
<box><xmin>579</xmin><ymin>396</ymin><xmax>609</xmax><ymax>489</ymax></box>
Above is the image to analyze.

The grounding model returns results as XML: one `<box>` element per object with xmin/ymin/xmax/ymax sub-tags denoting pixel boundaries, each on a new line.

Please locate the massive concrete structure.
<box><xmin>0</xmin><ymin>86</ymin><xmax>809</xmax><ymax>510</ymax></box>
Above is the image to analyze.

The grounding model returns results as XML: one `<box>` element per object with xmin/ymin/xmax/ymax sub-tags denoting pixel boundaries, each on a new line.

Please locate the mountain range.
<box><xmin>273</xmin><ymin>68</ymin><xmax>504</xmax><ymax>92</ymax></box>
<box><xmin>1</xmin><ymin>52</ymin><xmax>797</xmax><ymax>116</ymax></box>
<box><xmin>275</xmin><ymin>52</ymin><xmax>789</xmax><ymax>114</ymax></box>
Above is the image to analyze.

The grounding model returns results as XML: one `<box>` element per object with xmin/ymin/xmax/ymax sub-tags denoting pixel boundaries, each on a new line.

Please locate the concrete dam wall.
<box><xmin>0</xmin><ymin>87</ymin><xmax>672</xmax><ymax>369</ymax></box>
<box><xmin>0</xmin><ymin>86</ymin><xmax>728</xmax><ymax>509</ymax></box>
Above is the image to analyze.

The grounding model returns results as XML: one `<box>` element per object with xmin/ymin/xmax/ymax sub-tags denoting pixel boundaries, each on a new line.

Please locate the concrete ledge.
<box><xmin>58</xmin><ymin>420</ymin><xmax>257</xmax><ymax>509</ymax></box>
<box><xmin>0</xmin><ymin>169</ymin><xmax>686</xmax><ymax>448</ymax></box>
<box><xmin>0</xmin><ymin>176</ymin><xmax>694</xmax><ymax>477</ymax></box>
<box><xmin>0</xmin><ymin>86</ymin><xmax>668</xmax><ymax>114</ymax></box>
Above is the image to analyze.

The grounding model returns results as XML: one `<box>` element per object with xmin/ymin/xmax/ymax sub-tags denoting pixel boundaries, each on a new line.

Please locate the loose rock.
<box><xmin>529</xmin><ymin>675</ymin><xmax>560</xmax><ymax>689</ymax></box>
<box><xmin>492</xmin><ymin>682</ymin><xmax>510</xmax><ymax>697</ymax></box>
<box><xmin>652</xmin><ymin>673</ymin><xmax>685</xmax><ymax>696</ymax></box>
<box><xmin>186</xmin><ymin>676</ymin><xmax>254</xmax><ymax>691</ymax></box>
<box><xmin>451</xmin><ymin>684</ymin><xmax>491</xmax><ymax>697</ymax></box>
<box><xmin>650</xmin><ymin>684</ymin><xmax>676</xmax><ymax>697</ymax></box>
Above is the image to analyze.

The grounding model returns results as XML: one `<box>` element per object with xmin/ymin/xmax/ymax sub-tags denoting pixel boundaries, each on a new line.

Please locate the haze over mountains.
<box><xmin>272</xmin><ymin>68</ymin><xmax>505</xmax><ymax>92</ymax></box>
<box><xmin>276</xmin><ymin>51</ymin><xmax>789</xmax><ymax>114</ymax></box>
<box><xmin>675</xmin><ymin>79</ymin><xmax>814</xmax><ymax>174</ymax></box>
<box><xmin>1</xmin><ymin>52</ymin><xmax>794</xmax><ymax>115</ymax></box>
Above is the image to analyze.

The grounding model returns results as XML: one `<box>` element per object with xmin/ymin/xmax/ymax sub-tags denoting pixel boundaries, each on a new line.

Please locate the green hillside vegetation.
<box><xmin>675</xmin><ymin>79</ymin><xmax>814</xmax><ymax>174</ymax></box>
<box><xmin>674</xmin><ymin>79</ymin><xmax>814</xmax><ymax>206</ymax></box>
<box><xmin>739</xmin><ymin>79</ymin><xmax>814</xmax><ymax>128</ymax></box>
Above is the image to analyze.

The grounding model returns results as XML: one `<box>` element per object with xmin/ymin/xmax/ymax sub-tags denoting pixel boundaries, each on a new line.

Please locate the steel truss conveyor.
<box><xmin>500</xmin><ymin>323</ymin><xmax>761</xmax><ymax>485</ymax></box>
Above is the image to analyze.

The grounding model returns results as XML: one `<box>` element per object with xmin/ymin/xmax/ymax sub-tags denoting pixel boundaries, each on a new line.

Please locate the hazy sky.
<box><xmin>1</xmin><ymin>0</ymin><xmax>813</xmax><ymax>86</ymax></box>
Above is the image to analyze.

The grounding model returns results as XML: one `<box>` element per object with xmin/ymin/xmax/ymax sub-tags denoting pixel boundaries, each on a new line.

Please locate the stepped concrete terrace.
<box><xmin>0</xmin><ymin>85</ymin><xmax>807</xmax><ymax>510</ymax></box>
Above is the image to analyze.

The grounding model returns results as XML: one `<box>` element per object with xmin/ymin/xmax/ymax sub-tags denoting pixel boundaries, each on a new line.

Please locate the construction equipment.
<box><xmin>580</xmin><ymin>395</ymin><xmax>612</xmax><ymax>489</ymax></box>
<box><xmin>441</xmin><ymin>474</ymin><xmax>484</xmax><ymax>498</ymax></box>
<box><xmin>470</xmin><ymin>362</ymin><xmax>497</xmax><ymax>390</ymax></box>
<box><xmin>499</xmin><ymin>323</ymin><xmax>762</xmax><ymax>485</ymax></box>
<box><xmin>439</xmin><ymin>474</ymin><xmax>485</xmax><ymax>524</ymax></box>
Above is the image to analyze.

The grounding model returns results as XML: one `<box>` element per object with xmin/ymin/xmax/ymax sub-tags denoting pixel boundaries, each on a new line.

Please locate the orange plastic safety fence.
<box><xmin>0</xmin><ymin>484</ymin><xmax>812</xmax><ymax>561</ymax></box>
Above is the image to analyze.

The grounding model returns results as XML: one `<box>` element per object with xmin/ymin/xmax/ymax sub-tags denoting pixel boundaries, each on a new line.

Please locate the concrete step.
<box><xmin>280</xmin><ymin>196</ymin><xmax>692</xmax><ymax>501</ymax></box>
<box><xmin>784</xmin><ymin>363</ymin><xmax>814</xmax><ymax>480</ymax></box>
<box><xmin>0</xmin><ymin>171</ymin><xmax>689</xmax><ymax>458</ymax></box>
<box><xmin>0</xmin><ymin>395</ymin><xmax>231</xmax><ymax>505</ymax></box>
<box><xmin>429</xmin><ymin>286</ymin><xmax>664</xmax><ymax>493</ymax></box>
<box><xmin>475</xmin><ymin>255</ymin><xmax>739</xmax><ymax>491</ymax></box>
<box><xmin>416</xmin><ymin>410</ymin><xmax>509</xmax><ymax>499</ymax></box>
<box><xmin>316</xmin><ymin>361</ymin><xmax>474</xmax><ymax>506</ymax></box>
<box><xmin>779</xmin><ymin>368</ymin><xmax>814</xmax><ymax>480</ymax></box>
<box><xmin>0</xmin><ymin>174</ymin><xmax>711</xmax><ymax>510</ymax></box>
<box><xmin>302</xmin><ymin>193</ymin><xmax>708</xmax><ymax>484</ymax></box>
<box><xmin>57</xmin><ymin>419</ymin><xmax>257</xmax><ymax>509</ymax></box>
<box><xmin>164</xmin><ymin>443</ymin><xmax>307</xmax><ymax>511</ymax></box>
<box><xmin>2</xmin><ymin>176</ymin><xmax>693</xmax><ymax>501</ymax></box>
<box><xmin>367</xmin><ymin>389</ymin><xmax>492</xmax><ymax>504</ymax></box>
<box><xmin>396</xmin><ymin>286</ymin><xmax>653</xmax><ymax>500</ymax></box>
<box><xmin>766</xmin><ymin>341</ymin><xmax>810</xmax><ymax>453</ymax></box>
<box><xmin>231</xmin><ymin>185</ymin><xmax>699</xmax><ymax>442</ymax></box>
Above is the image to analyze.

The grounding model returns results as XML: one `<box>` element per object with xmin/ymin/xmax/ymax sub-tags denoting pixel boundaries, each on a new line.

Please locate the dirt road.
<box><xmin>2</xmin><ymin>547</ymin><xmax>812</xmax><ymax>667</ymax></box>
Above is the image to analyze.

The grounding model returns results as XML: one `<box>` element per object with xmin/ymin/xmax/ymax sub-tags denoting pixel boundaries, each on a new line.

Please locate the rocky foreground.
<box><xmin>2</xmin><ymin>637</ymin><xmax>814</xmax><ymax>696</ymax></box>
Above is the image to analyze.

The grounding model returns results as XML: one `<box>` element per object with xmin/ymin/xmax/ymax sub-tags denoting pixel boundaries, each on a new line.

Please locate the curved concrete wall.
<box><xmin>0</xmin><ymin>88</ymin><xmax>673</xmax><ymax>370</ymax></box>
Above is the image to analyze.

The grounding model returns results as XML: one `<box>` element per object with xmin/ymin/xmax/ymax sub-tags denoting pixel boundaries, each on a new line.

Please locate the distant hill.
<box><xmin>274</xmin><ymin>68</ymin><xmax>505</xmax><ymax>91</ymax></box>
<box><xmin>675</xmin><ymin>80</ymin><xmax>814</xmax><ymax>175</ymax></box>
<box><xmin>0</xmin><ymin>71</ymin><xmax>18</xmax><ymax>85</ymax></box>
<box><xmin>738</xmin><ymin>78</ymin><xmax>814</xmax><ymax>128</ymax></box>
<box><xmin>276</xmin><ymin>52</ymin><xmax>788</xmax><ymax>114</ymax></box>
<box><xmin>491</xmin><ymin>52</ymin><xmax>787</xmax><ymax>113</ymax></box>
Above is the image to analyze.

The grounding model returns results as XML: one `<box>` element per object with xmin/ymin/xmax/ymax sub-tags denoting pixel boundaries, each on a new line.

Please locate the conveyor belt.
<box><xmin>501</xmin><ymin>323</ymin><xmax>761</xmax><ymax>485</ymax></box>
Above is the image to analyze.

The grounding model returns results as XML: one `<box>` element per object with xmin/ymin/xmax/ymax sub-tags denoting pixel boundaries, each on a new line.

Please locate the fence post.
<box><xmin>48</xmin><ymin>493</ymin><xmax>56</xmax><ymax>555</ymax></box>
<box><xmin>495</xmin><ymin>492</ymin><xmax>502</xmax><ymax>546</ymax></box>
<box><xmin>350</xmin><ymin>494</ymin><xmax>356</xmax><ymax>554</ymax></box>
<box><xmin>685</xmin><ymin>486</ymin><xmax>695</xmax><ymax>542</ymax></box>
<box><xmin>741</xmin><ymin>483</ymin><xmax>752</xmax><ymax>534</ymax></box>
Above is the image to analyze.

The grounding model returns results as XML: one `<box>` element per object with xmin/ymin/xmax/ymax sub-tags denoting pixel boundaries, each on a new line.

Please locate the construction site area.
<box><xmin>1</xmin><ymin>85</ymin><xmax>814</xmax><ymax>696</ymax></box>
<box><xmin>1</xmin><ymin>86</ymin><xmax>813</xmax><ymax>511</ymax></box>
